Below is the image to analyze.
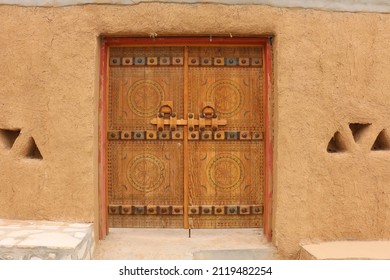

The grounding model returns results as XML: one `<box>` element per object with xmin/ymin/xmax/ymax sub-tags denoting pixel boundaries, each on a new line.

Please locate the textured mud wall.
<box><xmin>0</xmin><ymin>3</ymin><xmax>389</xmax><ymax>257</ymax></box>
<box><xmin>3</xmin><ymin>0</ymin><xmax>390</xmax><ymax>13</ymax></box>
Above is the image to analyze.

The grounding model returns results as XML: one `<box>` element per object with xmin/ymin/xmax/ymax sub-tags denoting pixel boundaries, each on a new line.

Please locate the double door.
<box><xmin>107</xmin><ymin>44</ymin><xmax>265</xmax><ymax>228</ymax></box>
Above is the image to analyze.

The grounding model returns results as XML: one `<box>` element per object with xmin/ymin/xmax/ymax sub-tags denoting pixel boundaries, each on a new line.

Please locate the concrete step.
<box><xmin>299</xmin><ymin>241</ymin><xmax>390</xmax><ymax>260</ymax></box>
<box><xmin>0</xmin><ymin>219</ymin><xmax>94</xmax><ymax>260</ymax></box>
<box><xmin>193</xmin><ymin>248</ymin><xmax>277</xmax><ymax>260</ymax></box>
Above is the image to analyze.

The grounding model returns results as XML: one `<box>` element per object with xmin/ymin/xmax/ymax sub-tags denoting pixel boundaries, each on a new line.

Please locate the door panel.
<box><xmin>108</xmin><ymin>141</ymin><xmax>184</xmax><ymax>228</ymax></box>
<box><xmin>188</xmin><ymin>46</ymin><xmax>264</xmax><ymax>131</ymax></box>
<box><xmin>188</xmin><ymin>67</ymin><xmax>263</xmax><ymax>130</ymax></box>
<box><xmin>108</xmin><ymin>67</ymin><xmax>184</xmax><ymax>130</ymax></box>
<box><xmin>107</xmin><ymin>47</ymin><xmax>184</xmax><ymax>228</ymax></box>
<box><xmin>187</xmin><ymin>46</ymin><xmax>264</xmax><ymax>228</ymax></box>
<box><xmin>188</xmin><ymin>142</ymin><xmax>263</xmax><ymax>228</ymax></box>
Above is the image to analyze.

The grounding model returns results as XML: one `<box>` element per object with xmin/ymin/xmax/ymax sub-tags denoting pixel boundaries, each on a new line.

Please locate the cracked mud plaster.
<box><xmin>0</xmin><ymin>3</ymin><xmax>390</xmax><ymax>258</ymax></box>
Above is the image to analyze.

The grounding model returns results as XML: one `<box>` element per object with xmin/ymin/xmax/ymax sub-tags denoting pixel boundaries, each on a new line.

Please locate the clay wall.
<box><xmin>0</xmin><ymin>3</ymin><xmax>389</xmax><ymax>257</ymax></box>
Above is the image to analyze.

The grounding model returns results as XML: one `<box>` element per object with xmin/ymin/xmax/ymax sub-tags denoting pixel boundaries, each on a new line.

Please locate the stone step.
<box><xmin>299</xmin><ymin>241</ymin><xmax>390</xmax><ymax>260</ymax></box>
<box><xmin>0</xmin><ymin>219</ymin><xmax>94</xmax><ymax>260</ymax></box>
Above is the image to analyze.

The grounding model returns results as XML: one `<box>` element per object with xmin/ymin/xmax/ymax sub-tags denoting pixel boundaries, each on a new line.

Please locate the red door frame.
<box><xmin>98</xmin><ymin>36</ymin><xmax>273</xmax><ymax>241</ymax></box>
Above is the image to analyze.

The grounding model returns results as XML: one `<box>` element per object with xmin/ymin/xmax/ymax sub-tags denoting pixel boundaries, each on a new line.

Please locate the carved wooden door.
<box><xmin>107</xmin><ymin>44</ymin><xmax>264</xmax><ymax>228</ymax></box>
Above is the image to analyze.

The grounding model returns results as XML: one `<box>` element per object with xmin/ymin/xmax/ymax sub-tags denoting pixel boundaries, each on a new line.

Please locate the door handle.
<box><xmin>158</xmin><ymin>101</ymin><xmax>174</xmax><ymax>118</ymax></box>
<box><xmin>150</xmin><ymin>101</ymin><xmax>227</xmax><ymax>132</ymax></box>
<box><xmin>200</xmin><ymin>102</ymin><xmax>217</xmax><ymax>119</ymax></box>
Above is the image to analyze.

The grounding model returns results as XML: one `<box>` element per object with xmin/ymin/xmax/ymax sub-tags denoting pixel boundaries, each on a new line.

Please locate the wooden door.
<box><xmin>107</xmin><ymin>44</ymin><xmax>265</xmax><ymax>229</ymax></box>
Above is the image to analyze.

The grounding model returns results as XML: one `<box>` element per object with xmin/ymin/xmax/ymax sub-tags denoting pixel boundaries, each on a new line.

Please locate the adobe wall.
<box><xmin>0</xmin><ymin>3</ymin><xmax>389</xmax><ymax>258</ymax></box>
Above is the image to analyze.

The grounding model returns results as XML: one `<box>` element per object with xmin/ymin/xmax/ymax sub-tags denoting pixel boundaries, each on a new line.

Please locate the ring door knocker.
<box><xmin>200</xmin><ymin>103</ymin><xmax>217</xmax><ymax>120</ymax></box>
<box><xmin>199</xmin><ymin>102</ymin><xmax>221</xmax><ymax>133</ymax></box>
<box><xmin>157</xmin><ymin>101</ymin><xmax>176</xmax><ymax>133</ymax></box>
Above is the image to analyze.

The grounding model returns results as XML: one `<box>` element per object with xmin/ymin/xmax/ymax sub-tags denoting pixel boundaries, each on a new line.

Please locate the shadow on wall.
<box><xmin>327</xmin><ymin>123</ymin><xmax>390</xmax><ymax>153</ymax></box>
<box><xmin>0</xmin><ymin>128</ymin><xmax>43</xmax><ymax>160</ymax></box>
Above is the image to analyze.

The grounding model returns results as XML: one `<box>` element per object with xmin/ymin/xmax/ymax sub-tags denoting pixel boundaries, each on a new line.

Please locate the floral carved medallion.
<box><xmin>127</xmin><ymin>79</ymin><xmax>164</xmax><ymax>117</ymax></box>
<box><xmin>206</xmin><ymin>79</ymin><xmax>243</xmax><ymax>117</ymax></box>
<box><xmin>127</xmin><ymin>154</ymin><xmax>165</xmax><ymax>192</ymax></box>
<box><xmin>207</xmin><ymin>154</ymin><xmax>244</xmax><ymax>190</ymax></box>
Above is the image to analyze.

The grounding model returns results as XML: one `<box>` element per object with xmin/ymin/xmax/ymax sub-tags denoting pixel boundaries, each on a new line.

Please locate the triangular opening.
<box><xmin>349</xmin><ymin>123</ymin><xmax>371</xmax><ymax>142</ymax></box>
<box><xmin>371</xmin><ymin>130</ymin><xmax>390</xmax><ymax>151</ymax></box>
<box><xmin>327</xmin><ymin>131</ymin><xmax>346</xmax><ymax>153</ymax></box>
<box><xmin>25</xmin><ymin>137</ymin><xmax>43</xmax><ymax>160</ymax></box>
<box><xmin>0</xmin><ymin>128</ymin><xmax>21</xmax><ymax>149</ymax></box>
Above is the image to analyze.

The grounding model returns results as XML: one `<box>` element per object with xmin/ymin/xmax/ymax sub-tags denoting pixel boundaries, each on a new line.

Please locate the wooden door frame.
<box><xmin>98</xmin><ymin>36</ymin><xmax>273</xmax><ymax>241</ymax></box>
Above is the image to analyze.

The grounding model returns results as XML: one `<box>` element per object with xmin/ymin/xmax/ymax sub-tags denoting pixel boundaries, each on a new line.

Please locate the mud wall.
<box><xmin>0</xmin><ymin>3</ymin><xmax>389</xmax><ymax>257</ymax></box>
<box><xmin>2</xmin><ymin>0</ymin><xmax>390</xmax><ymax>13</ymax></box>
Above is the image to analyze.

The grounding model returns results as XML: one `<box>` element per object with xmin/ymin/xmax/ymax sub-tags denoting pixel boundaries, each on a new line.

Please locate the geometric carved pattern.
<box><xmin>108</xmin><ymin>141</ymin><xmax>184</xmax><ymax>228</ymax></box>
<box><xmin>108</xmin><ymin>141</ymin><xmax>183</xmax><ymax>205</ymax></box>
<box><xmin>127</xmin><ymin>153</ymin><xmax>165</xmax><ymax>192</ymax></box>
<box><xmin>188</xmin><ymin>142</ymin><xmax>263</xmax><ymax>203</ymax></box>
<box><xmin>109</xmin><ymin>67</ymin><xmax>183</xmax><ymax>131</ymax></box>
<box><xmin>189</xmin><ymin>67</ymin><xmax>263</xmax><ymax>131</ymax></box>
<box><xmin>206</xmin><ymin>80</ymin><xmax>243</xmax><ymax>117</ymax></box>
<box><xmin>109</xmin><ymin>215</ymin><xmax>184</xmax><ymax>228</ymax></box>
<box><xmin>189</xmin><ymin>215</ymin><xmax>263</xmax><ymax>229</ymax></box>
<box><xmin>127</xmin><ymin>80</ymin><xmax>164</xmax><ymax>117</ymax></box>
<box><xmin>207</xmin><ymin>153</ymin><xmax>244</xmax><ymax>190</ymax></box>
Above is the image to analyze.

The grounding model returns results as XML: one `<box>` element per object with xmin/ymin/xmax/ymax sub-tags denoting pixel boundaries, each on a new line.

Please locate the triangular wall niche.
<box><xmin>371</xmin><ymin>130</ymin><xmax>390</xmax><ymax>151</ymax></box>
<box><xmin>25</xmin><ymin>137</ymin><xmax>43</xmax><ymax>160</ymax></box>
<box><xmin>327</xmin><ymin>131</ymin><xmax>346</xmax><ymax>153</ymax></box>
<box><xmin>0</xmin><ymin>129</ymin><xmax>21</xmax><ymax>149</ymax></box>
<box><xmin>349</xmin><ymin>123</ymin><xmax>371</xmax><ymax>142</ymax></box>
